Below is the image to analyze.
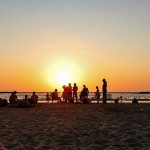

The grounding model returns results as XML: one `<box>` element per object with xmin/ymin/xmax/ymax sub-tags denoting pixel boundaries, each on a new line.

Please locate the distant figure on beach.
<box><xmin>17</xmin><ymin>95</ymin><xmax>31</xmax><ymax>107</ymax></box>
<box><xmin>25</xmin><ymin>95</ymin><xmax>28</xmax><ymax>100</ymax></box>
<box><xmin>132</xmin><ymin>97</ymin><xmax>138</xmax><ymax>104</ymax></box>
<box><xmin>102</xmin><ymin>79</ymin><xmax>107</xmax><ymax>103</ymax></box>
<box><xmin>24</xmin><ymin>95</ymin><xmax>31</xmax><ymax>105</ymax></box>
<box><xmin>73</xmin><ymin>83</ymin><xmax>78</xmax><ymax>102</ymax></box>
<box><xmin>46</xmin><ymin>92</ymin><xmax>50</xmax><ymax>103</ymax></box>
<box><xmin>51</xmin><ymin>89</ymin><xmax>59</xmax><ymax>103</ymax></box>
<box><xmin>68</xmin><ymin>83</ymin><xmax>73</xmax><ymax>103</ymax></box>
<box><xmin>80</xmin><ymin>85</ymin><xmax>89</xmax><ymax>103</ymax></box>
<box><xmin>9</xmin><ymin>91</ymin><xmax>18</xmax><ymax>105</ymax></box>
<box><xmin>31</xmin><ymin>92</ymin><xmax>38</xmax><ymax>106</ymax></box>
<box><xmin>62</xmin><ymin>85</ymin><xmax>67</xmax><ymax>103</ymax></box>
<box><xmin>120</xmin><ymin>95</ymin><xmax>123</xmax><ymax>100</ymax></box>
<box><xmin>95</xmin><ymin>86</ymin><xmax>101</xmax><ymax>103</ymax></box>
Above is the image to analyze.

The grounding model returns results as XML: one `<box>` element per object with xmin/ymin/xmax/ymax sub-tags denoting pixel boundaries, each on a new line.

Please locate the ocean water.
<box><xmin>0</xmin><ymin>92</ymin><xmax>150</xmax><ymax>102</ymax></box>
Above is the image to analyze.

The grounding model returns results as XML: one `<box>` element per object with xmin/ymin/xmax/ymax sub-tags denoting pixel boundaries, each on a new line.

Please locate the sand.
<box><xmin>0</xmin><ymin>103</ymin><xmax>150</xmax><ymax>150</ymax></box>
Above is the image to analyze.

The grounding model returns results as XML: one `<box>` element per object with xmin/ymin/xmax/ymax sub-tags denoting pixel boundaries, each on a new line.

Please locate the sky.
<box><xmin>0</xmin><ymin>0</ymin><xmax>150</xmax><ymax>92</ymax></box>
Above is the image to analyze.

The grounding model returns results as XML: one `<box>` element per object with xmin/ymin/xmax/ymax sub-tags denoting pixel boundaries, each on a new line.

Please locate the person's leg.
<box><xmin>75</xmin><ymin>93</ymin><xmax>78</xmax><ymax>102</ymax></box>
<box><xmin>103</xmin><ymin>92</ymin><xmax>107</xmax><ymax>103</ymax></box>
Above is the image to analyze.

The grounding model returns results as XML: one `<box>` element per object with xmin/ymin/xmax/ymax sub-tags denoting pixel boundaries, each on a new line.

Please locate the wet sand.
<box><xmin>0</xmin><ymin>103</ymin><xmax>150</xmax><ymax>150</ymax></box>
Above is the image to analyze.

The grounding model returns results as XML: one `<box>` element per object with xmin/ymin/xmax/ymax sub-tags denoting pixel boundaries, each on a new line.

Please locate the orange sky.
<box><xmin>0</xmin><ymin>1</ymin><xmax>150</xmax><ymax>92</ymax></box>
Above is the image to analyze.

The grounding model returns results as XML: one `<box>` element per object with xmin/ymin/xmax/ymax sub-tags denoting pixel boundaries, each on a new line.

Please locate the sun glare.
<box><xmin>55</xmin><ymin>69</ymin><xmax>72</xmax><ymax>86</ymax></box>
<box><xmin>45</xmin><ymin>60</ymin><xmax>82</xmax><ymax>90</ymax></box>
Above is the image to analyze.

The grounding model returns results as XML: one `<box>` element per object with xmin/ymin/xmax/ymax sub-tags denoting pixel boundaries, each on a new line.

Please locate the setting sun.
<box><xmin>55</xmin><ymin>68</ymin><xmax>72</xmax><ymax>86</ymax></box>
<box><xmin>44</xmin><ymin>59</ymin><xmax>82</xmax><ymax>90</ymax></box>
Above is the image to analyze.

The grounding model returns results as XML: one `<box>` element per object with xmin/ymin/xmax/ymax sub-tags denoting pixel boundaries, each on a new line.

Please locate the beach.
<box><xmin>0</xmin><ymin>103</ymin><xmax>150</xmax><ymax>150</ymax></box>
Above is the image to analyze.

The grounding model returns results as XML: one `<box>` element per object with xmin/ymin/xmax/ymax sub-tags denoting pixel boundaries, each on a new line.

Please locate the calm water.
<box><xmin>1</xmin><ymin>92</ymin><xmax>150</xmax><ymax>102</ymax></box>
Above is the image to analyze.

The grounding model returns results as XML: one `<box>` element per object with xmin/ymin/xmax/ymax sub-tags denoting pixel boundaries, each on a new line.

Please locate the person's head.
<box><xmin>13</xmin><ymin>91</ymin><xmax>17</xmax><ymax>94</ymax></box>
<box><xmin>33</xmin><ymin>92</ymin><xmax>35</xmax><ymax>95</ymax></box>
<box><xmin>102</xmin><ymin>79</ymin><xmax>106</xmax><ymax>82</ymax></box>
<box><xmin>96</xmin><ymin>86</ymin><xmax>98</xmax><ymax>89</ymax></box>
<box><xmin>74</xmin><ymin>83</ymin><xmax>76</xmax><ymax>86</ymax></box>
<box><xmin>55</xmin><ymin>89</ymin><xmax>57</xmax><ymax>92</ymax></box>
<box><xmin>83</xmin><ymin>85</ymin><xmax>86</xmax><ymax>88</ymax></box>
<box><xmin>69</xmin><ymin>83</ymin><xmax>71</xmax><ymax>86</ymax></box>
<box><xmin>63</xmin><ymin>85</ymin><xmax>66</xmax><ymax>89</ymax></box>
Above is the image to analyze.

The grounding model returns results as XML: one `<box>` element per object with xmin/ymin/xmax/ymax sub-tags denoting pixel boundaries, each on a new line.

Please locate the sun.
<box><xmin>44</xmin><ymin>59</ymin><xmax>82</xmax><ymax>90</ymax></box>
<box><xmin>55</xmin><ymin>68</ymin><xmax>72</xmax><ymax>86</ymax></box>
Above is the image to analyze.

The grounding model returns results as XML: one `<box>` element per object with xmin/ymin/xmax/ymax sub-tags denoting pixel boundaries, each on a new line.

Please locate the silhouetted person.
<box><xmin>51</xmin><ymin>89</ymin><xmax>59</xmax><ymax>103</ymax></box>
<box><xmin>120</xmin><ymin>95</ymin><xmax>123</xmax><ymax>100</ymax></box>
<box><xmin>114</xmin><ymin>97</ymin><xmax>119</xmax><ymax>104</ymax></box>
<box><xmin>73</xmin><ymin>83</ymin><xmax>78</xmax><ymax>102</ymax></box>
<box><xmin>102</xmin><ymin>79</ymin><xmax>107</xmax><ymax>103</ymax></box>
<box><xmin>68</xmin><ymin>83</ymin><xmax>73</xmax><ymax>103</ymax></box>
<box><xmin>95</xmin><ymin>86</ymin><xmax>101</xmax><ymax>103</ymax></box>
<box><xmin>80</xmin><ymin>85</ymin><xmax>89</xmax><ymax>103</ymax></box>
<box><xmin>24</xmin><ymin>94</ymin><xmax>29</xmax><ymax>104</ymax></box>
<box><xmin>62</xmin><ymin>85</ymin><xmax>67</xmax><ymax>103</ymax></box>
<box><xmin>17</xmin><ymin>95</ymin><xmax>31</xmax><ymax>107</ymax></box>
<box><xmin>25</xmin><ymin>95</ymin><xmax>31</xmax><ymax>106</ymax></box>
<box><xmin>46</xmin><ymin>92</ymin><xmax>50</xmax><ymax>103</ymax></box>
<box><xmin>31</xmin><ymin>92</ymin><xmax>38</xmax><ymax>106</ymax></box>
<box><xmin>132</xmin><ymin>97</ymin><xmax>138</xmax><ymax>104</ymax></box>
<box><xmin>9</xmin><ymin>91</ymin><xmax>18</xmax><ymax>105</ymax></box>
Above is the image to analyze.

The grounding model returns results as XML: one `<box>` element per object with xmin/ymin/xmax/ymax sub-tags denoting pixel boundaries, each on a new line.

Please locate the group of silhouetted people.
<box><xmin>62</xmin><ymin>83</ymin><xmax>78</xmax><ymax>103</ymax></box>
<box><xmin>9</xmin><ymin>91</ymin><xmax>38</xmax><ymax>107</ymax></box>
<box><xmin>0</xmin><ymin>78</ymin><xmax>142</xmax><ymax>107</ymax></box>
<box><xmin>46</xmin><ymin>89</ymin><xmax>60</xmax><ymax>103</ymax></box>
<box><xmin>0</xmin><ymin>78</ymin><xmax>108</xmax><ymax>107</ymax></box>
<box><xmin>61</xmin><ymin>79</ymin><xmax>107</xmax><ymax>104</ymax></box>
<box><xmin>45</xmin><ymin>79</ymin><xmax>107</xmax><ymax>104</ymax></box>
<box><xmin>45</xmin><ymin>83</ymin><xmax>79</xmax><ymax>103</ymax></box>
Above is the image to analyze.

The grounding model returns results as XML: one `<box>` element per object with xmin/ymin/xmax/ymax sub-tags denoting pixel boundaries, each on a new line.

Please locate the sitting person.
<box><xmin>114</xmin><ymin>97</ymin><xmax>119</xmax><ymax>104</ymax></box>
<box><xmin>132</xmin><ymin>97</ymin><xmax>138</xmax><ymax>104</ymax></box>
<box><xmin>29</xmin><ymin>92</ymin><xmax>38</xmax><ymax>106</ymax></box>
<box><xmin>17</xmin><ymin>95</ymin><xmax>31</xmax><ymax>107</ymax></box>
<box><xmin>80</xmin><ymin>85</ymin><xmax>89</xmax><ymax>104</ymax></box>
<box><xmin>9</xmin><ymin>91</ymin><xmax>18</xmax><ymax>106</ymax></box>
<box><xmin>51</xmin><ymin>89</ymin><xmax>59</xmax><ymax>103</ymax></box>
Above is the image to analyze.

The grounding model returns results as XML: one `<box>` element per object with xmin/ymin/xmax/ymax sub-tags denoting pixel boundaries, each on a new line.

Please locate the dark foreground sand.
<box><xmin>0</xmin><ymin>104</ymin><xmax>150</xmax><ymax>150</ymax></box>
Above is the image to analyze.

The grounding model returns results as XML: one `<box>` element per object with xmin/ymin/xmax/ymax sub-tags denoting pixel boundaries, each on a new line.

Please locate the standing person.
<box><xmin>95</xmin><ymin>86</ymin><xmax>101</xmax><ymax>103</ymax></box>
<box><xmin>51</xmin><ymin>89</ymin><xmax>59</xmax><ymax>103</ymax></box>
<box><xmin>46</xmin><ymin>92</ymin><xmax>50</xmax><ymax>103</ymax></box>
<box><xmin>68</xmin><ymin>83</ymin><xmax>73</xmax><ymax>103</ymax></box>
<box><xmin>62</xmin><ymin>85</ymin><xmax>67</xmax><ymax>103</ymax></box>
<box><xmin>31</xmin><ymin>92</ymin><xmax>38</xmax><ymax>106</ymax></box>
<box><xmin>80</xmin><ymin>85</ymin><xmax>89</xmax><ymax>103</ymax></box>
<box><xmin>102</xmin><ymin>79</ymin><xmax>107</xmax><ymax>103</ymax></box>
<box><xmin>73</xmin><ymin>83</ymin><xmax>78</xmax><ymax>102</ymax></box>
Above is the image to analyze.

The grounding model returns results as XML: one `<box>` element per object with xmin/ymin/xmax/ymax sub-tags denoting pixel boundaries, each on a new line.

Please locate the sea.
<box><xmin>0</xmin><ymin>92</ymin><xmax>150</xmax><ymax>103</ymax></box>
